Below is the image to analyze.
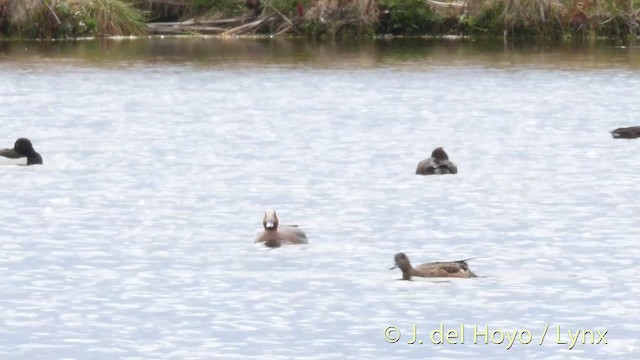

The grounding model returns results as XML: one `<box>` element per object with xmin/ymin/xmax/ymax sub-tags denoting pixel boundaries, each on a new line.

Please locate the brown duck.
<box><xmin>610</xmin><ymin>126</ymin><xmax>640</xmax><ymax>139</ymax></box>
<box><xmin>390</xmin><ymin>252</ymin><xmax>477</xmax><ymax>280</ymax></box>
<box><xmin>255</xmin><ymin>209</ymin><xmax>308</xmax><ymax>248</ymax></box>
<box><xmin>416</xmin><ymin>147</ymin><xmax>458</xmax><ymax>175</ymax></box>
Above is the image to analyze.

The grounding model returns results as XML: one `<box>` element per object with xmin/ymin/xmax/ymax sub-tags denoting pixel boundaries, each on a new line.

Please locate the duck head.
<box><xmin>390</xmin><ymin>252</ymin><xmax>411</xmax><ymax>271</ymax></box>
<box><xmin>391</xmin><ymin>252</ymin><xmax>413</xmax><ymax>280</ymax></box>
<box><xmin>263</xmin><ymin>209</ymin><xmax>279</xmax><ymax>230</ymax></box>
<box><xmin>14</xmin><ymin>138</ymin><xmax>36</xmax><ymax>156</ymax></box>
<box><xmin>431</xmin><ymin>147</ymin><xmax>449</xmax><ymax>161</ymax></box>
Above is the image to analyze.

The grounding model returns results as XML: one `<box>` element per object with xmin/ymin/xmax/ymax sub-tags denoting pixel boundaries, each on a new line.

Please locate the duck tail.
<box><xmin>455</xmin><ymin>258</ymin><xmax>477</xmax><ymax>272</ymax></box>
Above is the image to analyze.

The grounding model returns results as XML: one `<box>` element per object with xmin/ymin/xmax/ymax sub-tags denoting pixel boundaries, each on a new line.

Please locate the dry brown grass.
<box><xmin>69</xmin><ymin>0</ymin><xmax>147</xmax><ymax>35</ymax></box>
<box><xmin>465</xmin><ymin>0</ymin><xmax>566</xmax><ymax>35</ymax></box>
<box><xmin>303</xmin><ymin>0</ymin><xmax>378</xmax><ymax>35</ymax></box>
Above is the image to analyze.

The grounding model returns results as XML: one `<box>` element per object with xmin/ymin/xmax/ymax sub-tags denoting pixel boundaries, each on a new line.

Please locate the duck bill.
<box><xmin>389</xmin><ymin>265</ymin><xmax>397</xmax><ymax>270</ymax></box>
<box><xmin>265</xmin><ymin>221</ymin><xmax>275</xmax><ymax>229</ymax></box>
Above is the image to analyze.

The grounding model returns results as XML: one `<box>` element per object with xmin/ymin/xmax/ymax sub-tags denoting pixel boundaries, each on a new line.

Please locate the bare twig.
<box><xmin>148</xmin><ymin>17</ymin><xmax>244</xmax><ymax>27</ymax></box>
<box><xmin>43</xmin><ymin>0</ymin><xmax>61</xmax><ymax>25</ymax></box>
<box><xmin>425</xmin><ymin>0</ymin><xmax>465</xmax><ymax>8</ymax></box>
<box><xmin>147</xmin><ymin>24</ymin><xmax>227</xmax><ymax>33</ymax></box>
<box><xmin>264</xmin><ymin>2</ymin><xmax>296</xmax><ymax>29</ymax></box>
<box><xmin>221</xmin><ymin>16</ymin><xmax>273</xmax><ymax>36</ymax></box>
<box><xmin>274</xmin><ymin>24</ymin><xmax>292</xmax><ymax>36</ymax></box>
<box><xmin>600</xmin><ymin>17</ymin><xmax>614</xmax><ymax>25</ymax></box>
<box><xmin>134</xmin><ymin>0</ymin><xmax>189</xmax><ymax>5</ymax></box>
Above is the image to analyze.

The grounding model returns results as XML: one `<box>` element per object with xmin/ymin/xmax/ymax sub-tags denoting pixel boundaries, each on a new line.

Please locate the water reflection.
<box><xmin>1</xmin><ymin>36</ymin><xmax>640</xmax><ymax>69</ymax></box>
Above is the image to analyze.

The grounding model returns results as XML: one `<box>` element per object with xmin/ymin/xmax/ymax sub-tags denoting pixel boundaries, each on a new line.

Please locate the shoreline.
<box><xmin>1</xmin><ymin>33</ymin><xmax>638</xmax><ymax>43</ymax></box>
<box><xmin>2</xmin><ymin>0</ymin><xmax>640</xmax><ymax>41</ymax></box>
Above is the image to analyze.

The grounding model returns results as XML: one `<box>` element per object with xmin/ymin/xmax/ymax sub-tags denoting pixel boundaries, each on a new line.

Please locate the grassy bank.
<box><xmin>0</xmin><ymin>0</ymin><xmax>145</xmax><ymax>38</ymax></box>
<box><xmin>1</xmin><ymin>0</ymin><xmax>640</xmax><ymax>39</ymax></box>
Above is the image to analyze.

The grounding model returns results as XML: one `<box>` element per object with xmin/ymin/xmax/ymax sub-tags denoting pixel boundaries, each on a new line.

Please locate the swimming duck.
<box><xmin>390</xmin><ymin>252</ymin><xmax>477</xmax><ymax>280</ymax></box>
<box><xmin>0</xmin><ymin>138</ymin><xmax>43</xmax><ymax>166</ymax></box>
<box><xmin>255</xmin><ymin>209</ymin><xmax>308</xmax><ymax>248</ymax></box>
<box><xmin>610</xmin><ymin>126</ymin><xmax>640</xmax><ymax>139</ymax></box>
<box><xmin>416</xmin><ymin>147</ymin><xmax>457</xmax><ymax>175</ymax></box>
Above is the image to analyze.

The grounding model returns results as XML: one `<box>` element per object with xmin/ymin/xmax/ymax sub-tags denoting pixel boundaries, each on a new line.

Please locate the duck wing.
<box><xmin>0</xmin><ymin>148</ymin><xmax>22</xmax><ymax>158</ymax></box>
<box><xmin>0</xmin><ymin>149</ymin><xmax>28</xmax><ymax>165</ymax></box>
<box><xmin>280</xmin><ymin>225</ymin><xmax>308</xmax><ymax>239</ymax></box>
<box><xmin>414</xmin><ymin>259</ymin><xmax>476</xmax><ymax>278</ymax></box>
<box><xmin>434</xmin><ymin>160</ymin><xmax>457</xmax><ymax>174</ymax></box>
<box><xmin>417</xmin><ymin>158</ymin><xmax>458</xmax><ymax>175</ymax></box>
<box><xmin>417</xmin><ymin>158</ymin><xmax>441</xmax><ymax>174</ymax></box>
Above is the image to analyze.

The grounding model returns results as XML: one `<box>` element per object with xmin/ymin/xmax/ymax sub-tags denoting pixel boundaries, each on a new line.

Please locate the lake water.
<box><xmin>0</xmin><ymin>37</ymin><xmax>638</xmax><ymax>359</ymax></box>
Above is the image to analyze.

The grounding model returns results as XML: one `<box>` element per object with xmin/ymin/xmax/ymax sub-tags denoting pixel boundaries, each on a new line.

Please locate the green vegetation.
<box><xmin>1</xmin><ymin>0</ymin><xmax>640</xmax><ymax>39</ymax></box>
<box><xmin>378</xmin><ymin>0</ymin><xmax>442</xmax><ymax>35</ymax></box>
<box><xmin>71</xmin><ymin>0</ymin><xmax>146</xmax><ymax>36</ymax></box>
<box><xmin>462</xmin><ymin>0</ymin><xmax>640</xmax><ymax>37</ymax></box>
<box><xmin>188</xmin><ymin>0</ymin><xmax>246</xmax><ymax>18</ymax></box>
<box><xmin>1</xmin><ymin>0</ymin><xmax>145</xmax><ymax>38</ymax></box>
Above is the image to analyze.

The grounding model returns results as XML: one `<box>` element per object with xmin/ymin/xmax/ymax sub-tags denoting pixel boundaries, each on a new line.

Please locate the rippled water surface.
<box><xmin>0</xmin><ymin>38</ymin><xmax>639</xmax><ymax>359</ymax></box>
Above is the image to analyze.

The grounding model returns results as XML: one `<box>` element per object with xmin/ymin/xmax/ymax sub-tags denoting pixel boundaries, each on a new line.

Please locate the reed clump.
<box><xmin>148</xmin><ymin>0</ymin><xmax>378</xmax><ymax>37</ymax></box>
<box><xmin>462</xmin><ymin>0</ymin><xmax>565</xmax><ymax>36</ymax></box>
<box><xmin>1</xmin><ymin>0</ymin><xmax>145</xmax><ymax>38</ymax></box>
<box><xmin>586</xmin><ymin>0</ymin><xmax>640</xmax><ymax>37</ymax></box>
<box><xmin>68</xmin><ymin>0</ymin><xmax>146</xmax><ymax>35</ymax></box>
<box><xmin>4</xmin><ymin>0</ymin><xmax>64</xmax><ymax>38</ymax></box>
<box><xmin>301</xmin><ymin>0</ymin><xmax>379</xmax><ymax>37</ymax></box>
<box><xmin>463</xmin><ymin>0</ymin><xmax>640</xmax><ymax>37</ymax></box>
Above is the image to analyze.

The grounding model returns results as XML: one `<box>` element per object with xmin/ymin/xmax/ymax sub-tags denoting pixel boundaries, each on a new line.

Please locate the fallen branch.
<box><xmin>174</xmin><ymin>25</ymin><xmax>226</xmax><ymax>32</ymax></box>
<box><xmin>148</xmin><ymin>17</ymin><xmax>244</xmax><ymax>28</ymax></box>
<box><xmin>147</xmin><ymin>25</ymin><xmax>227</xmax><ymax>34</ymax></box>
<box><xmin>221</xmin><ymin>16</ymin><xmax>273</xmax><ymax>36</ymax></box>
<box><xmin>200</xmin><ymin>18</ymin><xmax>245</xmax><ymax>25</ymax></box>
<box><xmin>147</xmin><ymin>16</ymin><xmax>249</xmax><ymax>35</ymax></box>
<box><xmin>135</xmin><ymin>0</ymin><xmax>189</xmax><ymax>5</ymax></box>
<box><xmin>265</xmin><ymin>2</ymin><xmax>296</xmax><ymax>30</ymax></box>
<box><xmin>43</xmin><ymin>0</ymin><xmax>61</xmax><ymax>25</ymax></box>
<box><xmin>425</xmin><ymin>0</ymin><xmax>465</xmax><ymax>8</ymax></box>
<box><xmin>274</xmin><ymin>24</ymin><xmax>292</xmax><ymax>36</ymax></box>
